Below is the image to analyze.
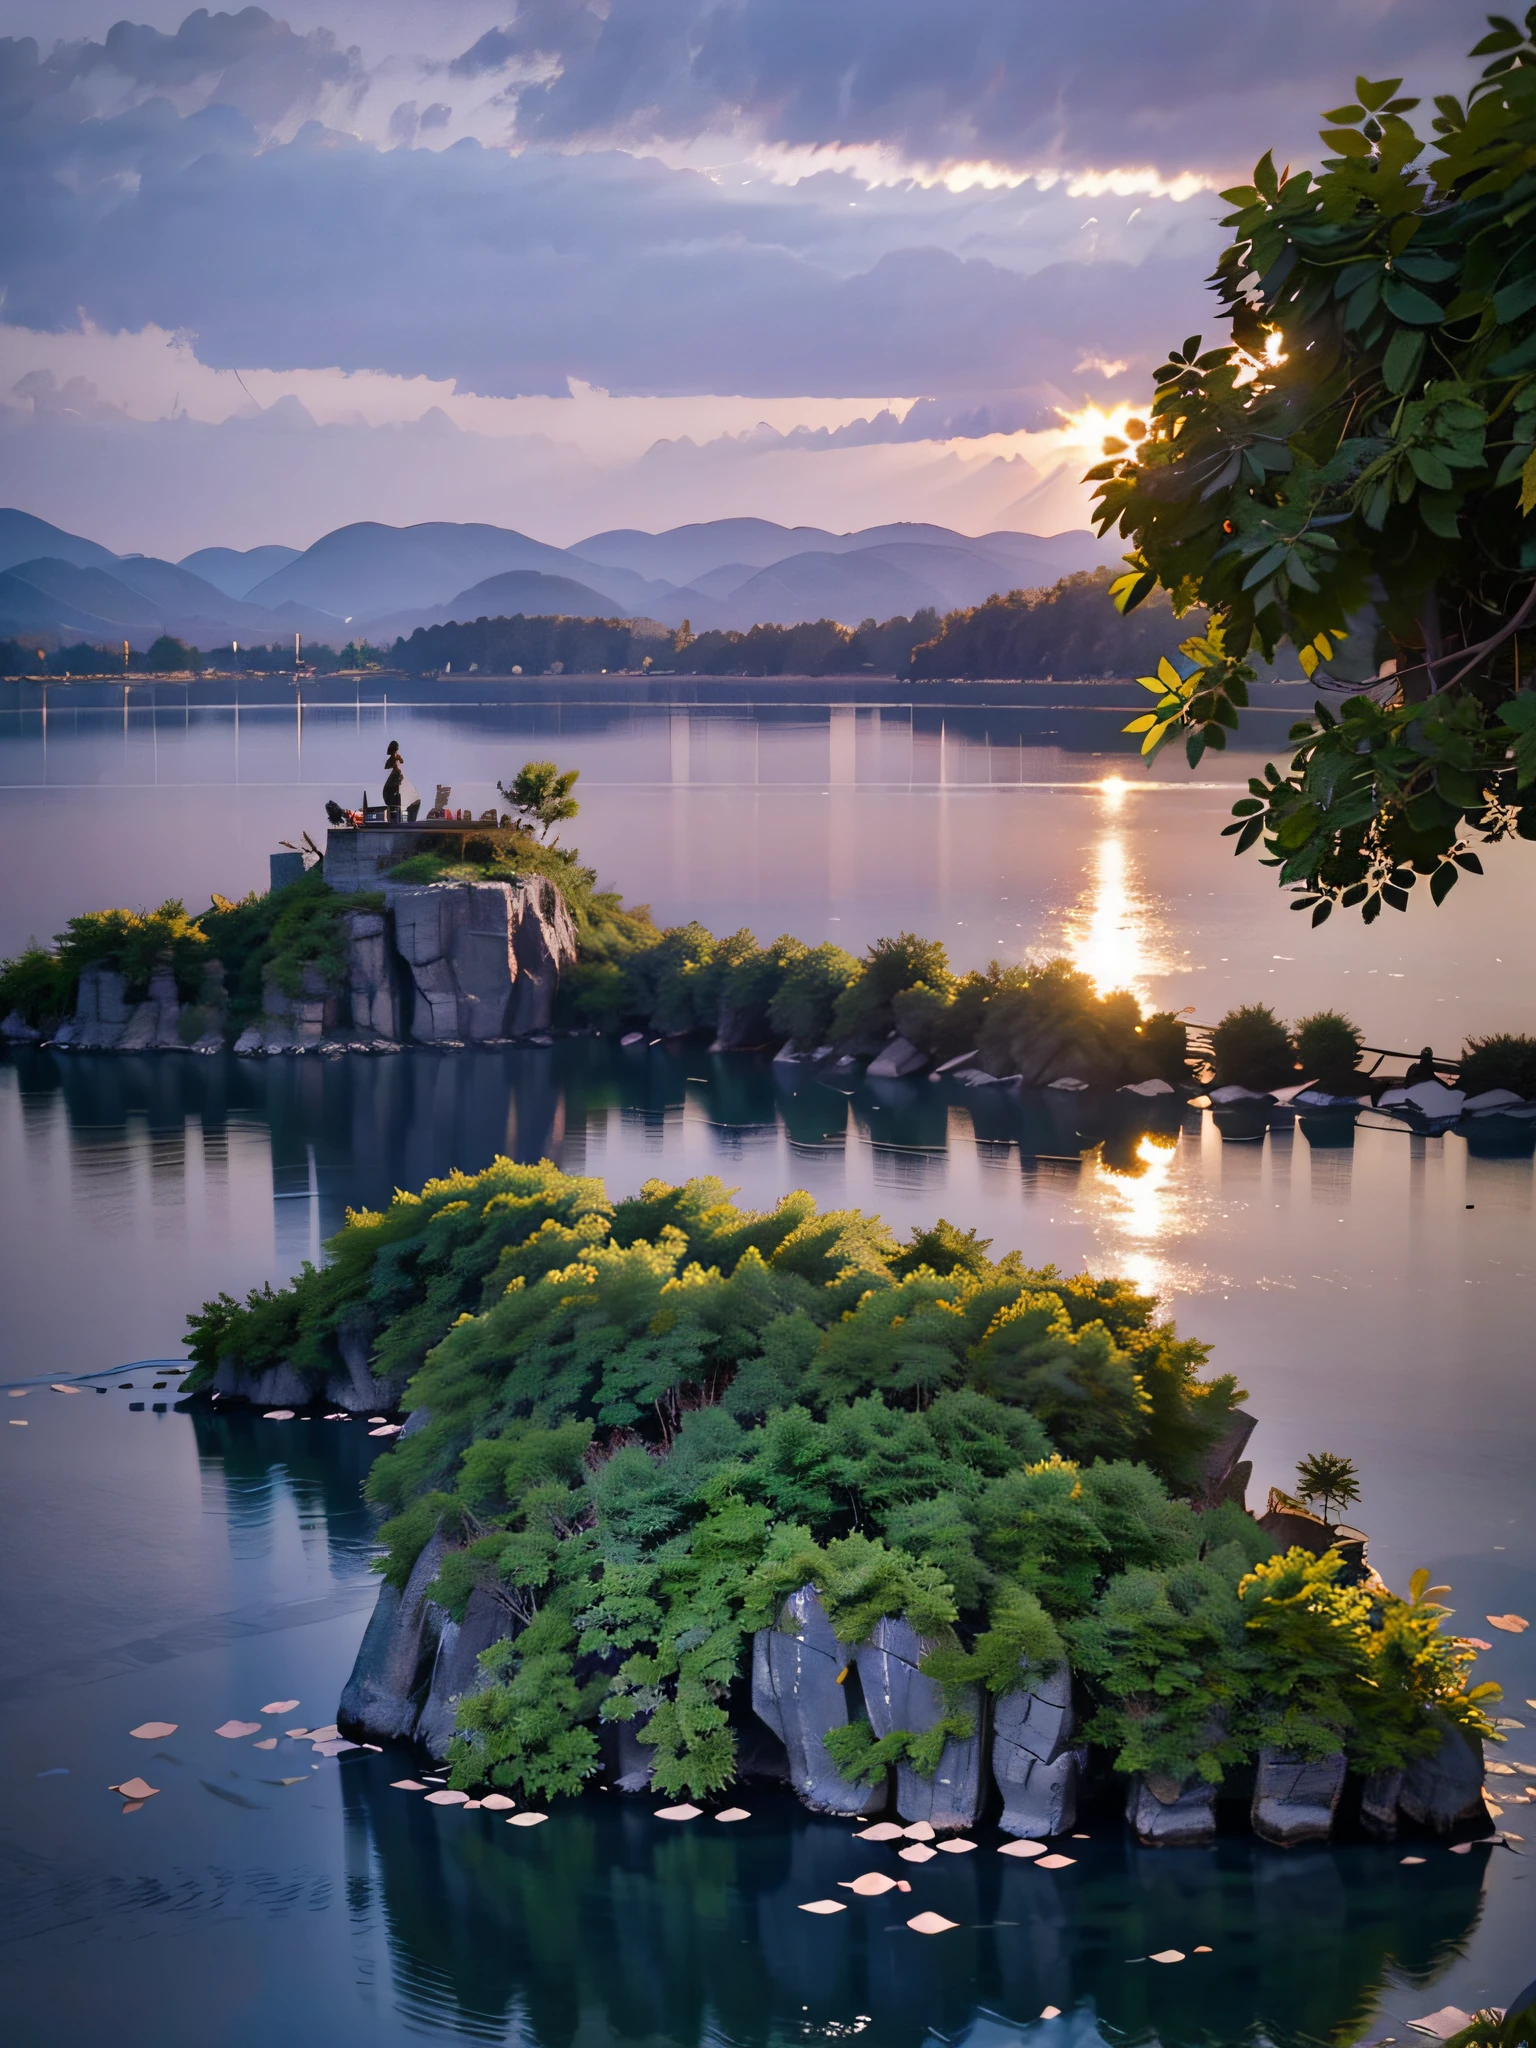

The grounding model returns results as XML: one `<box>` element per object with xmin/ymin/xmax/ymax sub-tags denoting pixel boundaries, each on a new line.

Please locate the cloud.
<box><xmin>0</xmin><ymin>64</ymin><xmax>1210</xmax><ymax>399</ymax></box>
<box><xmin>457</xmin><ymin>0</ymin><xmax>1474</xmax><ymax>180</ymax></box>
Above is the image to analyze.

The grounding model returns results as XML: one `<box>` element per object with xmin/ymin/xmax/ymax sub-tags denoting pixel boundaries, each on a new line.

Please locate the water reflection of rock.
<box><xmin>187</xmin><ymin>1400</ymin><xmax>380</xmax><ymax>1567</ymax></box>
<box><xmin>343</xmin><ymin>1770</ymin><xmax>1487</xmax><ymax>2048</ymax></box>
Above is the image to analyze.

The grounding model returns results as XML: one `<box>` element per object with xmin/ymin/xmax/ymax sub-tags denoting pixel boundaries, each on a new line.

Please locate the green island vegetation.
<box><xmin>182</xmin><ymin>1161</ymin><xmax>1498</xmax><ymax>1800</ymax></box>
<box><xmin>1093</xmin><ymin>13</ymin><xmax>1536</xmax><ymax>923</ymax></box>
<box><xmin>0</xmin><ymin>567</ymin><xmax>1193</xmax><ymax>684</ymax></box>
<box><xmin>6</xmin><ymin>774</ymin><xmax>1536</xmax><ymax>1103</ymax></box>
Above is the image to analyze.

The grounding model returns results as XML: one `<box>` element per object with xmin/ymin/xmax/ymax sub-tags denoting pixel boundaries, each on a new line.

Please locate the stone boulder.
<box><xmin>260</xmin><ymin>965</ymin><xmax>340</xmax><ymax>1049</ymax></box>
<box><xmin>992</xmin><ymin>1662</ymin><xmax>1079</xmax><ymax>1838</ymax></box>
<box><xmin>207</xmin><ymin>1341</ymin><xmax>406</xmax><ymax>1415</ymax></box>
<box><xmin>345</xmin><ymin>908</ymin><xmax>402</xmax><ymax>1040</ymax></box>
<box><xmin>1128</xmin><ymin>1773</ymin><xmax>1218</xmax><ymax>1847</ymax></box>
<box><xmin>853</xmin><ymin>1614</ymin><xmax>985</xmax><ymax>1829</ymax></box>
<box><xmin>117</xmin><ymin>969</ymin><xmax>187</xmax><ymax>1052</ymax></box>
<box><xmin>1399</xmin><ymin>1719</ymin><xmax>1488</xmax><ymax>1833</ymax></box>
<box><xmin>752</xmin><ymin>1585</ymin><xmax>886</xmax><ymax>1818</ymax></box>
<box><xmin>209</xmin><ymin>1358</ymin><xmax>313</xmax><ymax>1408</ymax></box>
<box><xmin>416</xmin><ymin>1585</ymin><xmax>519</xmax><ymax>1758</ymax></box>
<box><xmin>54</xmin><ymin>964</ymin><xmax>133</xmax><ymax>1049</ymax></box>
<box><xmin>867</xmin><ymin>1036</ymin><xmax>929</xmax><ymax>1080</ymax></box>
<box><xmin>1251</xmin><ymin>1748</ymin><xmax>1346</xmax><ymax>1845</ymax></box>
<box><xmin>1361</xmin><ymin>1767</ymin><xmax>1404</xmax><ymax>1839</ymax></box>
<box><xmin>1</xmin><ymin>1010</ymin><xmax>42</xmax><ymax>1041</ymax></box>
<box><xmin>338</xmin><ymin>1532</ymin><xmax>450</xmax><ymax>1743</ymax></box>
<box><xmin>388</xmin><ymin>878</ymin><xmax>577</xmax><ymax>1042</ymax></box>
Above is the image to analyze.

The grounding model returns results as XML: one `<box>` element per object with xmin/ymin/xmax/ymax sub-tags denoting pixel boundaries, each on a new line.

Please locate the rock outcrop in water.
<box><xmin>388</xmin><ymin>878</ymin><xmax>576</xmax><ymax>1043</ymax></box>
<box><xmin>751</xmin><ymin>1587</ymin><xmax>885</xmax><ymax>1818</ymax></box>
<box><xmin>991</xmin><ymin>1663</ymin><xmax>1081</xmax><ymax>1838</ymax></box>
<box><xmin>854</xmin><ymin>1613</ymin><xmax>986</xmax><ymax>1829</ymax></box>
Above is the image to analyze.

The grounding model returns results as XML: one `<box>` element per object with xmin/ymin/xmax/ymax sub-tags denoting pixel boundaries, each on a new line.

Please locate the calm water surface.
<box><xmin>1</xmin><ymin>685</ymin><xmax>1533</xmax><ymax>2045</ymax></box>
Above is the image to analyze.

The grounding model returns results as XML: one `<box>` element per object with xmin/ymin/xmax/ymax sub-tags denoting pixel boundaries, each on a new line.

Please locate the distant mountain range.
<box><xmin>0</xmin><ymin>507</ymin><xmax>1115</xmax><ymax>653</ymax></box>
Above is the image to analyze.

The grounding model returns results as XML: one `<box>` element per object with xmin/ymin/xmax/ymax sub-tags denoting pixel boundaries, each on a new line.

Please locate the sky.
<box><xmin>0</xmin><ymin>1</ymin><xmax>1486</xmax><ymax>556</ymax></box>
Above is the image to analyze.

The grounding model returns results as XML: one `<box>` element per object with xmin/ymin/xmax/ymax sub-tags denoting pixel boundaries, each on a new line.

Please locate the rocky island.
<box><xmin>184</xmin><ymin>1159</ymin><xmax>1500</xmax><ymax>1851</ymax></box>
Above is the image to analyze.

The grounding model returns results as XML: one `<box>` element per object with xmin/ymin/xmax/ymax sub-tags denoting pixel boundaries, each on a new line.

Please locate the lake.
<box><xmin>1</xmin><ymin>682</ymin><xmax>1533</xmax><ymax>2045</ymax></box>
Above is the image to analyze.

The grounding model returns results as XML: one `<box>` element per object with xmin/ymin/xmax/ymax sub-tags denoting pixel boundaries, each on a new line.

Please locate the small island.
<box><xmin>185</xmin><ymin>1158</ymin><xmax>1498</xmax><ymax>1851</ymax></box>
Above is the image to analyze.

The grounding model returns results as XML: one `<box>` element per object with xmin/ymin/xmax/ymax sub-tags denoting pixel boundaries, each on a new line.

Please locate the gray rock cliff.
<box><xmin>388</xmin><ymin>878</ymin><xmax>577</xmax><ymax>1042</ymax></box>
<box><xmin>338</xmin><ymin>1532</ymin><xmax>450</xmax><ymax>1743</ymax></box>
<box><xmin>416</xmin><ymin>1585</ymin><xmax>519</xmax><ymax>1759</ymax></box>
<box><xmin>853</xmin><ymin>1613</ymin><xmax>984</xmax><ymax>1828</ymax></box>
<box><xmin>752</xmin><ymin>1586</ymin><xmax>886</xmax><ymax>1818</ymax></box>
<box><xmin>1127</xmin><ymin>1772</ymin><xmax>1218</xmax><ymax>1847</ymax></box>
<box><xmin>991</xmin><ymin>1662</ymin><xmax>1079</xmax><ymax>1838</ymax></box>
<box><xmin>1251</xmin><ymin>1748</ymin><xmax>1347</xmax><ymax>1845</ymax></box>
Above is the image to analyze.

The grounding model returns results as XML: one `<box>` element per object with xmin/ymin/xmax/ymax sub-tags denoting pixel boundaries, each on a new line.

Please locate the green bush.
<box><xmin>1459</xmin><ymin>1033</ymin><xmax>1536</xmax><ymax>1100</ymax></box>
<box><xmin>1295</xmin><ymin>1011</ymin><xmax>1364</xmax><ymax>1093</ymax></box>
<box><xmin>830</xmin><ymin>932</ymin><xmax>954</xmax><ymax>1047</ymax></box>
<box><xmin>1211</xmin><ymin>1004</ymin><xmax>1295</xmax><ymax>1090</ymax></box>
<box><xmin>0</xmin><ymin>943</ymin><xmax>69</xmax><ymax>1027</ymax></box>
<box><xmin>54</xmin><ymin>900</ymin><xmax>208</xmax><ymax>1003</ymax></box>
<box><xmin>767</xmin><ymin>942</ymin><xmax>860</xmax><ymax>1049</ymax></box>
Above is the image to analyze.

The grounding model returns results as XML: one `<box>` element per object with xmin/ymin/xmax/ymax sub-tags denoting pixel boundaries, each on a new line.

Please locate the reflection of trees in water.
<box><xmin>344</xmin><ymin>1773</ymin><xmax>1484</xmax><ymax>2048</ymax></box>
<box><xmin>188</xmin><ymin>1401</ymin><xmax>379</xmax><ymax>1570</ymax></box>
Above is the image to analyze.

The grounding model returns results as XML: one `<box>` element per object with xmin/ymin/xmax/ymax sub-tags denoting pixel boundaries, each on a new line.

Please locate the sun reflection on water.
<box><xmin>1063</xmin><ymin>779</ymin><xmax>1174</xmax><ymax>1004</ymax></box>
<box><xmin>1091</xmin><ymin>1131</ymin><xmax>1183</xmax><ymax>1293</ymax></box>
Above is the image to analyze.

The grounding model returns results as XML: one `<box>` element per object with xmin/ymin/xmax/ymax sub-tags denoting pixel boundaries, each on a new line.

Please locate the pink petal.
<box><xmin>854</xmin><ymin>1822</ymin><xmax>904</xmax><ymax>1842</ymax></box>
<box><xmin>129</xmin><ymin>1722</ymin><xmax>177</xmax><ymax>1741</ymax></box>
<box><xmin>261</xmin><ymin>1700</ymin><xmax>300</xmax><ymax>1715</ymax></box>
<box><xmin>215</xmin><ymin>1720</ymin><xmax>263</xmax><ymax>1739</ymax></box>
<box><xmin>1036</xmin><ymin>1854</ymin><xmax>1076</xmax><ymax>1869</ymax></box>
<box><xmin>799</xmin><ymin>1900</ymin><xmax>846</xmax><ymax>1915</ymax></box>
<box><xmin>507</xmin><ymin>1812</ymin><xmax>548</xmax><ymax>1827</ymax></box>
<box><xmin>906</xmin><ymin>1912</ymin><xmax>957</xmax><ymax>1935</ymax></box>
<box><xmin>898</xmin><ymin>1844</ymin><xmax>937</xmax><ymax>1863</ymax></box>
<box><xmin>999</xmin><ymin>1839</ymin><xmax>1047</xmax><ymax>1859</ymax></box>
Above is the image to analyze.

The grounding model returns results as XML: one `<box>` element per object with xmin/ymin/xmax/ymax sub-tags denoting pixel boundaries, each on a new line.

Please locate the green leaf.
<box><xmin>1322</xmin><ymin>129</ymin><xmax>1373</xmax><ymax>158</ymax></box>
<box><xmin>1381</xmin><ymin>277</ymin><xmax>1445</xmax><ymax>324</ymax></box>
<box><xmin>1322</xmin><ymin>104</ymin><xmax>1366</xmax><ymax>124</ymax></box>
<box><xmin>1356</xmin><ymin>76</ymin><xmax>1403</xmax><ymax>111</ymax></box>
<box><xmin>1408</xmin><ymin>447</ymin><xmax>1456</xmax><ymax>489</ymax></box>
<box><xmin>1521</xmin><ymin>448</ymin><xmax>1536</xmax><ymax>516</ymax></box>
<box><xmin>1418</xmin><ymin>491</ymin><xmax>1462</xmax><ymax>538</ymax></box>
<box><xmin>1384</xmin><ymin>325</ymin><xmax>1433</xmax><ymax>393</ymax></box>
<box><xmin>1429</xmin><ymin>863</ymin><xmax>1458</xmax><ymax>904</ymax></box>
<box><xmin>1489</xmin><ymin>331</ymin><xmax>1536</xmax><ymax>377</ymax></box>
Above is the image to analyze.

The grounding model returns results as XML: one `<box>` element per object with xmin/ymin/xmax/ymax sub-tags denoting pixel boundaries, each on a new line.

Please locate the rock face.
<box><xmin>416</xmin><ymin>1585</ymin><xmax>518</xmax><ymax>1758</ymax></box>
<box><xmin>1361</xmin><ymin>1767</ymin><xmax>1404</xmax><ymax>1839</ymax></box>
<box><xmin>388</xmin><ymin>879</ymin><xmax>578</xmax><ymax>1042</ymax></box>
<box><xmin>1399</xmin><ymin>1720</ymin><xmax>1488</xmax><ymax>1832</ymax></box>
<box><xmin>345</xmin><ymin>909</ymin><xmax>402</xmax><ymax>1040</ymax></box>
<box><xmin>1251</xmin><ymin>1748</ymin><xmax>1347</xmax><ymax>1845</ymax></box>
<box><xmin>339</xmin><ymin>1532</ymin><xmax>450</xmax><ymax>1742</ymax></box>
<box><xmin>207</xmin><ymin>1326</ymin><xmax>404</xmax><ymax>1414</ymax></box>
<box><xmin>1128</xmin><ymin>1773</ymin><xmax>1218</xmax><ymax>1847</ymax></box>
<box><xmin>260</xmin><ymin>966</ymin><xmax>340</xmax><ymax>1049</ymax></box>
<box><xmin>1199</xmin><ymin>1409</ymin><xmax>1256</xmax><ymax>1509</ymax></box>
<box><xmin>1</xmin><ymin>1009</ymin><xmax>42</xmax><ymax>1041</ymax></box>
<box><xmin>53</xmin><ymin>966</ymin><xmax>133</xmax><ymax>1049</ymax></box>
<box><xmin>752</xmin><ymin>1586</ymin><xmax>886</xmax><ymax>1818</ymax></box>
<box><xmin>867</xmin><ymin>1036</ymin><xmax>929</xmax><ymax>1080</ymax></box>
<box><xmin>992</xmin><ymin>1662</ymin><xmax>1079</xmax><ymax>1838</ymax></box>
<box><xmin>854</xmin><ymin>1614</ymin><xmax>984</xmax><ymax>1829</ymax></box>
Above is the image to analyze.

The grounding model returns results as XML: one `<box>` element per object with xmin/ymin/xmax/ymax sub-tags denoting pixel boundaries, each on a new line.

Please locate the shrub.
<box><xmin>1137</xmin><ymin>1011</ymin><xmax>1190</xmax><ymax>1084</ymax></box>
<box><xmin>1459</xmin><ymin>1033</ymin><xmax>1536</xmax><ymax>1100</ymax></box>
<box><xmin>715</xmin><ymin>933</ymin><xmax>806</xmax><ymax>1045</ymax></box>
<box><xmin>0</xmin><ymin>943</ymin><xmax>69</xmax><ymax>1027</ymax></box>
<box><xmin>768</xmin><ymin>942</ymin><xmax>860</xmax><ymax>1049</ymax></box>
<box><xmin>54</xmin><ymin>900</ymin><xmax>208</xmax><ymax>1003</ymax></box>
<box><xmin>829</xmin><ymin>932</ymin><xmax>954</xmax><ymax>1047</ymax></box>
<box><xmin>1210</xmin><ymin>1004</ymin><xmax>1295</xmax><ymax>1090</ymax></box>
<box><xmin>144</xmin><ymin>635</ymin><xmax>199</xmax><ymax>673</ymax></box>
<box><xmin>1295</xmin><ymin>1012</ymin><xmax>1364</xmax><ymax>1093</ymax></box>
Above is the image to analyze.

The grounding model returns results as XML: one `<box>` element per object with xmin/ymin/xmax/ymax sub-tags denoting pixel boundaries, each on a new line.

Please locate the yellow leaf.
<box><xmin>1521</xmin><ymin>448</ymin><xmax>1536</xmax><ymax>518</ymax></box>
<box><xmin>1141</xmin><ymin>721</ymin><xmax>1172</xmax><ymax>757</ymax></box>
<box><xmin>1124</xmin><ymin>713</ymin><xmax>1158</xmax><ymax>733</ymax></box>
<box><xmin>1136</xmin><ymin>671</ymin><xmax>1168</xmax><ymax>695</ymax></box>
<box><xmin>1157</xmin><ymin>656</ymin><xmax>1186</xmax><ymax>692</ymax></box>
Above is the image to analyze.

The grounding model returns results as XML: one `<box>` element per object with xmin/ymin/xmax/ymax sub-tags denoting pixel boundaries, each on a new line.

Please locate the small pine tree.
<box><xmin>1295</xmin><ymin>1451</ymin><xmax>1361</xmax><ymax>1525</ymax></box>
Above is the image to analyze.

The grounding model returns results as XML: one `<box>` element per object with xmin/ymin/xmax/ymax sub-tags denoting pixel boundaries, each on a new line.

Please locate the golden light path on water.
<box><xmin>1060</xmin><ymin>778</ymin><xmax>1194</xmax><ymax>1292</ymax></box>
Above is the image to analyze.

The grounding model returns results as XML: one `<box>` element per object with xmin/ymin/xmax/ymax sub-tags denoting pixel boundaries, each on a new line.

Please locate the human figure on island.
<box><xmin>383</xmin><ymin>740</ymin><xmax>421</xmax><ymax>823</ymax></box>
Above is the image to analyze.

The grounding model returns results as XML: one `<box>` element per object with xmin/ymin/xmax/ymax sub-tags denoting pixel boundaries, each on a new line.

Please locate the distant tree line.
<box><xmin>1</xmin><ymin>570</ymin><xmax>1195</xmax><ymax>682</ymax></box>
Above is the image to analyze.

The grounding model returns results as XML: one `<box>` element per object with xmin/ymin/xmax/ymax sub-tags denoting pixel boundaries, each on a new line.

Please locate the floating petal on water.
<box><xmin>999</xmin><ymin>1839</ymin><xmax>1048</xmax><ymax>1858</ymax></box>
<box><xmin>1150</xmin><ymin>1949</ymin><xmax>1185</xmax><ymax>1964</ymax></box>
<box><xmin>839</xmin><ymin>1873</ymin><xmax>899</xmax><ymax>1896</ymax></box>
<box><xmin>215</xmin><ymin>1720</ymin><xmax>262</xmax><ymax>1739</ymax></box>
<box><xmin>261</xmin><ymin>1700</ymin><xmax>300</xmax><ymax>1715</ymax></box>
<box><xmin>1488</xmin><ymin>1613</ymin><xmax>1530</xmax><ymax>1633</ymax></box>
<box><xmin>1036</xmin><ymin>1854</ymin><xmax>1076</xmax><ymax>1869</ymax></box>
<box><xmin>799</xmin><ymin>1900</ymin><xmax>846</xmax><ymax>1915</ymax></box>
<box><xmin>902</xmin><ymin>1820</ymin><xmax>935</xmax><ymax>1841</ymax></box>
<box><xmin>130</xmin><ymin>1722</ymin><xmax>177</xmax><ymax>1741</ymax></box>
<box><xmin>937</xmin><ymin>1838</ymin><xmax>976</xmax><ymax>1854</ymax></box>
<box><xmin>262</xmin><ymin>1410</ymin><xmax>294</xmax><ymax>1421</ymax></box>
<box><xmin>1040</xmin><ymin>2008</ymin><xmax>1061</xmax><ymax>2021</ymax></box>
<box><xmin>898</xmin><ymin>1843</ymin><xmax>937</xmax><ymax>1863</ymax></box>
<box><xmin>906</xmin><ymin>1912</ymin><xmax>956</xmax><ymax>1935</ymax></box>
<box><xmin>391</xmin><ymin>1780</ymin><xmax>428</xmax><ymax>1791</ymax></box>
<box><xmin>714</xmin><ymin>1807</ymin><xmax>750</xmax><ymax>1822</ymax></box>
<box><xmin>480</xmin><ymin>1793</ymin><xmax>516</xmax><ymax>1810</ymax></box>
<box><xmin>854</xmin><ymin>1822</ymin><xmax>904</xmax><ymax>1841</ymax></box>
<box><xmin>111</xmin><ymin>1777</ymin><xmax>159</xmax><ymax>1800</ymax></box>
<box><xmin>253</xmin><ymin>1738</ymin><xmax>277</xmax><ymax>1750</ymax></box>
<box><xmin>425</xmin><ymin>1789</ymin><xmax>470</xmax><ymax>1805</ymax></box>
<box><xmin>508</xmin><ymin>1811</ymin><xmax>548</xmax><ymax>1827</ymax></box>
<box><xmin>654</xmin><ymin>1803</ymin><xmax>702</xmax><ymax>1821</ymax></box>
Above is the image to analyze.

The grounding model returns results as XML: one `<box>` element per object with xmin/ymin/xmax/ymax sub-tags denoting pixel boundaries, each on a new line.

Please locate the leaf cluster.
<box><xmin>1094</xmin><ymin>16</ymin><xmax>1536</xmax><ymax>919</ymax></box>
